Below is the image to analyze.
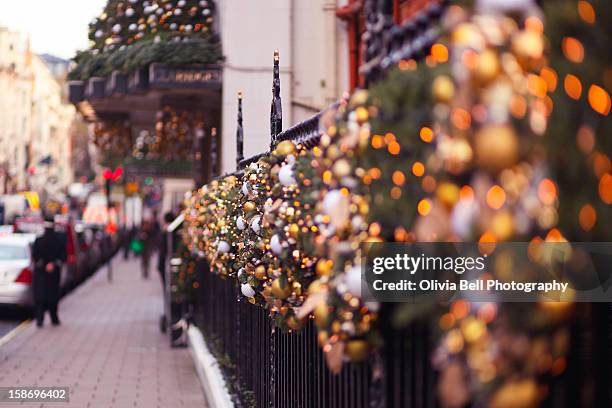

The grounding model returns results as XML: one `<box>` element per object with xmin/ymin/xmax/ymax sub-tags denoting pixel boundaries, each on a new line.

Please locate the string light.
<box><xmin>564</xmin><ymin>74</ymin><xmax>582</xmax><ymax>99</ymax></box>
<box><xmin>587</xmin><ymin>84</ymin><xmax>611</xmax><ymax>115</ymax></box>
<box><xmin>486</xmin><ymin>185</ymin><xmax>506</xmax><ymax>209</ymax></box>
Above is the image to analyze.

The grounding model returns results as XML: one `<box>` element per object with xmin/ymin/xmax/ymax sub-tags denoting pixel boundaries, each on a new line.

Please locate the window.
<box><xmin>395</xmin><ymin>0</ymin><xmax>432</xmax><ymax>23</ymax></box>
<box><xmin>338</xmin><ymin>0</ymin><xmax>437</xmax><ymax>89</ymax></box>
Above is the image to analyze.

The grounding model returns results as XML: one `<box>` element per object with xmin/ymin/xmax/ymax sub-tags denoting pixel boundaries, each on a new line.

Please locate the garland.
<box><xmin>93</xmin><ymin>120</ymin><xmax>133</xmax><ymax>158</ymax></box>
<box><xmin>88</xmin><ymin>0</ymin><xmax>217</xmax><ymax>52</ymax></box>
<box><xmin>180</xmin><ymin>1</ymin><xmax>611</xmax><ymax>394</ymax></box>
<box><xmin>69</xmin><ymin>37</ymin><xmax>222</xmax><ymax>80</ymax></box>
<box><xmin>419</xmin><ymin>6</ymin><xmax>573</xmax><ymax>407</ymax></box>
<box><xmin>69</xmin><ymin>0</ymin><xmax>222</xmax><ymax>81</ymax></box>
<box><xmin>94</xmin><ymin>107</ymin><xmax>205</xmax><ymax>164</ymax></box>
<box><xmin>171</xmin><ymin>240</ymin><xmax>200</xmax><ymax>305</ymax></box>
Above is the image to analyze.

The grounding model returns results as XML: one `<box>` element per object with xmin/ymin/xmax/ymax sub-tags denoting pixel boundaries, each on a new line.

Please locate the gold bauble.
<box><xmin>350</xmin><ymin>89</ymin><xmax>369</xmax><ymax>107</ymax></box>
<box><xmin>432</xmin><ymin>76</ymin><xmax>455</xmax><ymax>103</ymax></box>
<box><xmin>314</xmin><ymin>303</ymin><xmax>330</xmax><ymax>328</ymax></box>
<box><xmin>292</xmin><ymin>281</ymin><xmax>302</xmax><ymax>296</ymax></box>
<box><xmin>332</xmin><ymin>159</ymin><xmax>352</xmax><ymax>178</ymax></box>
<box><xmin>475</xmin><ymin>49</ymin><xmax>500</xmax><ymax>84</ymax></box>
<box><xmin>344</xmin><ymin>339</ymin><xmax>370</xmax><ymax>362</ymax></box>
<box><xmin>474</xmin><ymin>125</ymin><xmax>519</xmax><ymax>173</ymax></box>
<box><xmin>359</xmin><ymin>201</ymin><xmax>369</xmax><ymax>216</ymax></box>
<box><xmin>254</xmin><ymin>265</ymin><xmax>267</xmax><ymax>280</ymax></box>
<box><xmin>271</xmin><ymin>278</ymin><xmax>291</xmax><ymax>299</ymax></box>
<box><xmin>452</xmin><ymin>23</ymin><xmax>485</xmax><ymax>48</ymax></box>
<box><xmin>331</xmin><ymin>320</ymin><xmax>342</xmax><ymax>333</ymax></box>
<box><xmin>436</xmin><ymin>182</ymin><xmax>460</xmax><ymax>208</ymax></box>
<box><xmin>512</xmin><ymin>31</ymin><xmax>544</xmax><ymax>61</ymax></box>
<box><xmin>491</xmin><ymin>211</ymin><xmax>514</xmax><ymax>241</ymax></box>
<box><xmin>317</xmin><ymin>330</ymin><xmax>329</xmax><ymax>347</ymax></box>
<box><xmin>286</xmin><ymin>315</ymin><xmax>304</xmax><ymax>331</ymax></box>
<box><xmin>316</xmin><ymin>259</ymin><xmax>333</xmax><ymax>277</ymax></box>
<box><xmin>243</xmin><ymin>201</ymin><xmax>257</xmax><ymax>213</ymax></box>
<box><xmin>489</xmin><ymin>379</ymin><xmax>539</xmax><ymax>408</ymax></box>
<box><xmin>355</xmin><ymin>107</ymin><xmax>369</xmax><ymax>123</ymax></box>
<box><xmin>326</xmin><ymin>145</ymin><xmax>340</xmax><ymax>160</ymax></box>
<box><xmin>274</xmin><ymin>140</ymin><xmax>296</xmax><ymax>156</ymax></box>
<box><xmin>289</xmin><ymin>223</ymin><xmax>300</xmax><ymax>238</ymax></box>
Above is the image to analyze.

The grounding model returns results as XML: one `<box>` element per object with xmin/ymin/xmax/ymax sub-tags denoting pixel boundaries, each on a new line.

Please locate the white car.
<box><xmin>0</xmin><ymin>234</ymin><xmax>35</xmax><ymax>307</ymax></box>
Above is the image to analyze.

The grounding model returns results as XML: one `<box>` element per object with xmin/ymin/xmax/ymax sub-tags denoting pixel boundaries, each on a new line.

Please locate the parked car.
<box><xmin>13</xmin><ymin>215</ymin><xmax>44</xmax><ymax>236</ymax></box>
<box><xmin>0</xmin><ymin>195</ymin><xmax>31</xmax><ymax>225</ymax></box>
<box><xmin>0</xmin><ymin>234</ymin><xmax>36</xmax><ymax>308</ymax></box>
<box><xmin>74</xmin><ymin>221</ymin><xmax>101</xmax><ymax>274</ymax></box>
<box><xmin>54</xmin><ymin>217</ymin><xmax>82</xmax><ymax>291</ymax></box>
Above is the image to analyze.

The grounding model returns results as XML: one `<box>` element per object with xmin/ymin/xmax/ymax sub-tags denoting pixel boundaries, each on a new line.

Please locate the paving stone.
<box><xmin>0</xmin><ymin>256</ymin><xmax>208</xmax><ymax>408</ymax></box>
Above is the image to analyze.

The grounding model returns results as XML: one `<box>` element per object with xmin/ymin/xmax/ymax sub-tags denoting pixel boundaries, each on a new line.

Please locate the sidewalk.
<box><xmin>0</xmin><ymin>256</ymin><xmax>208</xmax><ymax>408</ymax></box>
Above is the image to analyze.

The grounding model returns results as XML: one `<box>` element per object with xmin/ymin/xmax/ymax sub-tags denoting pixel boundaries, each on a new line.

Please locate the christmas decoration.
<box><xmin>93</xmin><ymin>106</ymin><xmax>205</xmax><ymax>169</ymax></box>
<box><xmin>70</xmin><ymin>0</ymin><xmax>222</xmax><ymax>80</ymax></box>
<box><xmin>93</xmin><ymin>119</ymin><xmax>133</xmax><ymax>159</ymax></box>
<box><xmin>170</xmin><ymin>239</ymin><xmax>200</xmax><ymax>305</ymax></box>
<box><xmin>402</xmin><ymin>2</ymin><xmax>609</xmax><ymax>406</ymax></box>
<box><xmin>543</xmin><ymin>0</ymin><xmax>611</xmax><ymax>239</ymax></box>
<box><xmin>178</xmin><ymin>0</ymin><xmax>611</xmax><ymax>386</ymax></box>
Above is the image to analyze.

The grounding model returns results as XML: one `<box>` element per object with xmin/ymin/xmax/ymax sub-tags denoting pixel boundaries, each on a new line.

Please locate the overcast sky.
<box><xmin>0</xmin><ymin>0</ymin><xmax>106</xmax><ymax>60</ymax></box>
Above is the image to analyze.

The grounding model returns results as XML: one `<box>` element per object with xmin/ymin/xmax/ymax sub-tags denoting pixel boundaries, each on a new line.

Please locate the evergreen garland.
<box><xmin>70</xmin><ymin>0</ymin><xmax>222</xmax><ymax>81</ymax></box>
<box><xmin>543</xmin><ymin>0</ymin><xmax>612</xmax><ymax>240</ymax></box>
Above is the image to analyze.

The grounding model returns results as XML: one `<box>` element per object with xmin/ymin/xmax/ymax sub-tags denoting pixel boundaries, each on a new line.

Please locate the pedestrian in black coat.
<box><xmin>32</xmin><ymin>219</ymin><xmax>67</xmax><ymax>327</ymax></box>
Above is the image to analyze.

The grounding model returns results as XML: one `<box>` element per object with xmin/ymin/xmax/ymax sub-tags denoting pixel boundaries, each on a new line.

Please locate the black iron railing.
<box><xmin>361</xmin><ymin>0</ymin><xmax>447</xmax><ymax>84</ymax></box>
<box><xmin>196</xmin><ymin>262</ymin><xmax>384</xmax><ymax>408</ymax></box>
<box><xmin>195</xmin><ymin>261</ymin><xmax>611</xmax><ymax>408</ymax></box>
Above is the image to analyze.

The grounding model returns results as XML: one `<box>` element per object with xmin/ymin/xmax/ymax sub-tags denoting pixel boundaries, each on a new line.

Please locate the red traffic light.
<box><xmin>112</xmin><ymin>167</ymin><xmax>124</xmax><ymax>181</ymax></box>
<box><xmin>102</xmin><ymin>169</ymin><xmax>113</xmax><ymax>180</ymax></box>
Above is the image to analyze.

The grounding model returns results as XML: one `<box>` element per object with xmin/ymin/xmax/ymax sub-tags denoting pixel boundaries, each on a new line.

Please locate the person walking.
<box><xmin>123</xmin><ymin>225</ymin><xmax>137</xmax><ymax>260</ymax></box>
<box><xmin>32</xmin><ymin>216</ymin><xmax>67</xmax><ymax>327</ymax></box>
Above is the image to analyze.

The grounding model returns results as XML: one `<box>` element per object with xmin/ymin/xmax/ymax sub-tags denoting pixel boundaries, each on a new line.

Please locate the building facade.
<box><xmin>0</xmin><ymin>27</ymin><xmax>33</xmax><ymax>193</ymax></box>
<box><xmin>219</xmin><ymin>0</ymin><xmax>350</xmax><ymax>174</ymax></box>
<box><xmin>29</xmin><ymin>54</ymin><xmax>76</xmax><ymax>195</ymax></box>
<box><xmin>0</xmin><ymin>27</ymin><xmax>79</xmax><ymax>195</ymax></box>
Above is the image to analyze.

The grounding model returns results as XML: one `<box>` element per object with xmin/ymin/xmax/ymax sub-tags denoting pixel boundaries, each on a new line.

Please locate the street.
<box><xmin>0</xmin><ymin>254</ymin><xmax>207</xmax><ymax>408</ymax></box>
<box><xmin>0</xmin><ymin>258</ymin><xmax>114</xmax><ymax>340</ymax></box>
<box><xmin>0</xmin><ymin>308</ymin><xmax>29</xmax><ymax>338</ymax></box>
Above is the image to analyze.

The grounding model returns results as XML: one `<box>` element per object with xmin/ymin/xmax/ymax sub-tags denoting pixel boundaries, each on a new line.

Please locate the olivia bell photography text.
<box><xmin>361</xmin><ymin>242</ymin><xmax>612</xmax><ymax>303</ymax></box>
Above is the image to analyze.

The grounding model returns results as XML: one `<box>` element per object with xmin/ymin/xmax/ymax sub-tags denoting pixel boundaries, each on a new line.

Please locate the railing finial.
<box><xmin>236</xmin><ymin>91</ymin><xmax>244</xmax><ymax>170</ymax></box>
<box><xmin>270</xmin><ymin>50</ymin><xmax>282</xmax><ymax>149</ymax></box>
